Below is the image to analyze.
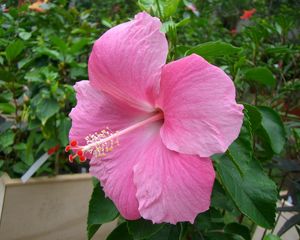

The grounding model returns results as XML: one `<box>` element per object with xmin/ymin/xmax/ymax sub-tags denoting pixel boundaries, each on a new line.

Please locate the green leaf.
<box><xmin>263</xmin><ymin>234</ymin><xmax>282</xmax><ymax>240</ymax></box>
<box><xmin>257</xmin><ymin>106</ymin><xmax>286</xmax><ymax>154</ymax></box>
<box><xmin>87</xmin><ymin>182</ymin><xmax>119</xmax><ymax>240</ymax></box>
<box><xmin>70</xmin><ymin>38</ymin><xmax>90</xmax><ymax>54</ymax></box>
<box><xmin>35</xmin><ymin>47</ymin><xmax>62</xmax><ymax>61</ymax></box>
<box><xmin>138</xmin><ymin>0</ymin><xmax>180</xmax><ymax>19</ymax></box>
<box><xmin>58</xmin><ymin>117</ymin><xmax>71</xmax><ymax>146</ymax></box>
<box><xmin>216</xmin><ymin>155</ymin><xmax>277</xmax><ymax>228</ymax></box>
<box><xmin>19</xmin><ymin>31</ymin><xmax>32</xmax><ymax>40</ymax></box>
<box><xmin>206</xmin><ymin>232</ymin><xmax>245</xmax><ymax>240</ymax></box>
<box><xmin>12</xmin><ymin>161</ymin><xmax>29</xmax><ymax>174</ymax></box>
<box><xmin>244</xmin><ymin>67</ymin><xmax>276</xmax><ymax>87</ymax></box>
<box><xmin>87</xmin><ymin>224</ymin><xmax>101</xmax><ymax>240</ymax></box>
<box><xmin>5</xmin><ymin>40</ymin><xmax>25</xmax><ymax>62</ymax></box>
<box><xmin>106</xmin><ymin>223</ymin><xmax>133</xmax><ymax>240</ymax></box>
<box><xmin>161</xmin><ymin>20</ymin><xmax>176</xmax><ymax>33</ymax></box>
<box><xmin>195</xmin><ymin>208</ymin><xmax>225</xmax><ymax>232</ymax></box>
<box><xmin>186</xmin><ymin>41</ymin><xmax>241</xmax><ymax>59</ymax></box>
<box><xmin>25</xmin><ymin>69</ymin><xmax>42</xmax><ymax>83</ymax></box>
<box><xmin>243</xmin><ymin>104</ymin><xmax>262</xmax><ymax>131</ymax></box>
<box><xmin>211</xmin><ymin>181</ymin><xmax>239</xmax><ymax>213</ymax></box>
<box><xmin>50</xmin><ymin>35</ymin><xmax>68</xmax><ymax>53</ymax></box>
<box><xmin>0</xmin><ymin>160</ymin><xmax>4</xmax><ymax>169</ymax></box>
<box><xmin>18</xmin><ymin>56</ymin><xmax>37</xmax><ymax>69</ymax></box>
<box><xmin>265</xmin><ymin>46</ymin><xmax>293</xmax><ymax>54</ymax></box>
<box><xmin>224</xmin><ymin>223</ymin><xmax>251</xmax><ymax>240</ymax></box>
<box><xmin>35</xmin><ymin>98</ymin><xmax>60</xmax><ymax>125</ymax></box>
<box><xmin>176</xmin><ymin>18</ymin><xmax>190</xmax><ymax>28</ymax></box>
<box><xmin>0</xmin><ymin>70</ymin><xmax>14</xmax><ymax>81</ymax></box>
<box><xmin>0</xmin><ymin>129</ymin><xmax>15</xmax><ymax>150</ymax></box>
<box><xmin>128</xmin><ymin>219</ymin><xmax>164</xmax><ymax>240</ymax></box>
<box><xmin>148</xmin><ymin>224</ymin><xmax>180</xmax><ymax>240</ymax></box>
<box><xmin>215</xmin><ymin>116</ymin><xmax>277</xmax><ymax>228</ymax></box>
<box><xmin>227</xmin><ymin>113</ymin><xmax>253</xmax><ymax>166</ymax></box>
<box><xmin>0</xmin><ymin>103</ymin><xmax>16</xmax><ymax>114</ymax></box>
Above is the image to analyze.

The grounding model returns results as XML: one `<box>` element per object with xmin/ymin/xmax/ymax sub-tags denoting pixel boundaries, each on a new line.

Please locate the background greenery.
<box><xmin>0</xmin><ymin>0</ymin><xmax>299</xmax><ymax>239</ymax></box>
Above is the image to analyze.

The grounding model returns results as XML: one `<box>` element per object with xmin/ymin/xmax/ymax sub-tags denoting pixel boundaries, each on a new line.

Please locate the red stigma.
<box><xmin>77</xmin><ymin>149</ymin><xmax>83</xmax><ymax>156</ymax></box>
<box><xmin>65</xmin><ymin>145</ymin><xmax>71</xmax><ymax>152</ymax></box>
<box><xmin>70</xmin><ymin>140</ymin><xmax>78</xmax><ymax>147</ymax></box>
<box><xmin>68</xmin><ymin>155</ymin><xmax>74</xmax><ymax>163</ymax></box>
<box><xmin>79</xmin><ymin>156</ymin><xmax>86</xmax><ymax>162</ymax></box>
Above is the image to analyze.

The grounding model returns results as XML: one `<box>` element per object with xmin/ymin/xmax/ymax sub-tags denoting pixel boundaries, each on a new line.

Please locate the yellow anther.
<box><xmin>85</xmin><ymin>127</ymin><xmax>119</xmax><ymax>158</ymax></box>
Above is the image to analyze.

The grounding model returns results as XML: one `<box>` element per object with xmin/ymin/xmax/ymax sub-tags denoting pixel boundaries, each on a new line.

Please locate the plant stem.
<box><xmin>238</xmin><ymin>214</ymin><xmax>244</xmax><ymax>224</ymax></box>
<box><xmin>155</xmin><ymin>0</ymin><xmax>163</xmax><ymax>19</ymax></box>
<box><xmin>179</xmin><ymin>222</ymin><xmax>184</xmax><ymax>240</ymax></box>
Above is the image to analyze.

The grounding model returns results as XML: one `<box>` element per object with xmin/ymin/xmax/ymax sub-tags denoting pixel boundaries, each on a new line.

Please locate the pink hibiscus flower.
<box><xmin>67</xmin><ymin>12</ymin><xmax>244</xmax><ymax>224</ymax></box>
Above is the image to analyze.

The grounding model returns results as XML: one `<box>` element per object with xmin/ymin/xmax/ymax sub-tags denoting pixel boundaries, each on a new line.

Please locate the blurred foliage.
<box><xmin>0</xmin><ymin>0</ymin><xmax>300</xmax><ymax>239</ymax></box>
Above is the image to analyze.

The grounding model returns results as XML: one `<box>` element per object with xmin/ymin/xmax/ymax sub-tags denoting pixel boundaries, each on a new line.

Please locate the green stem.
<box><xmin>179</xmin><ymin>223</ymin><xmax>184</xmax><ymax>240</ymax></box>
<box><xmin>155</xmin><ymin>0</ymin><xmax>163</xmax><ymax>19</ymax></box>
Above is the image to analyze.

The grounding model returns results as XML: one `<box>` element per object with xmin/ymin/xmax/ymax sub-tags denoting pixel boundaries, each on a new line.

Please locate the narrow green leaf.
<box><xmin>128</xmin><ymin>219</ymin><xmax>164</xmax><ymax>240</ymax></box>
<box><xmin>244</xmin><ymin>67</ymin><xmax>276</xmax><ymax>87</ymax></box>
<box><xmin>265</xmin><ymin>46</ymin><xmax>293</xmax><ymax>54</ymax></box>
<box><xmin>0</xmin><ymin>103</ymin><xmax>16</xmax><ymax>114</ymax></box>
<box><xmin>106</xmin><ymin>223</ymin><xmax>133</xmax><ymax>240</ymax></box>
<box><xmin>257</xmin><ymin>106</ymin><xmax>286</xmax><ymax>154</ymax></box>
<box><xmin>186</xmin><ymin>41</ymin><xmax>241</xmax><ymax>59</ymax></box>
<box><xmin>5</xmin><ymin>40</ymin><xmax>25</xmax><ymax>62</ymax></box>
<box><xmin>176</xmin><ymin>18</ymin><xmax>190</xmax><ymax>28</ymax></box>
<box><xmin>87</xmin><ymin>182</ymin><xmax>119</xmax><ymax>240</ymax></box>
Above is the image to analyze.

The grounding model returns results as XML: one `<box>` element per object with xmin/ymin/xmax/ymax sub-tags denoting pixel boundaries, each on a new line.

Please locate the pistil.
<box><xmin>65</xmin><ymin>111</ymin><xmax>163</xmax><ymax>162</ymax></box>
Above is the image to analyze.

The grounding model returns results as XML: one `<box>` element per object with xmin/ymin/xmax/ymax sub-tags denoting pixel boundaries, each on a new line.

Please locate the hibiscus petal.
<box><xmin>70</xmin><ymin>80</ymin><xmax>153</xmax><ymax>219</ymax></box>
<box><xmin>89</xmin><ymin>122</ymin><xmax>162</xmax><ymax>220</ymax></box>
<box><xmin>69</xmin><ymin>80</ymin><xmax>147</xmax><ymax>157</ymax></box>
<box><xmin>88</xmin><ymin>12</ymin><xmax>168</xmax><ymax>111</ymax></box>
<box><xmin>133</xmin><ymin>134</ymin><xmax>215</xmax><ymax>224</ymax></box>
<box><xmin>157</xmin><ymin>54</ymin><xmax>244</xmax><ymax>157</ymax></box>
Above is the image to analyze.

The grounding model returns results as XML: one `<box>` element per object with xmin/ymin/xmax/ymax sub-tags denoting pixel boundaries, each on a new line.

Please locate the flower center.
<box><xmin>65</xmin><ymin>111</ymin><xmax>164</xmax><ymax>162</ymax></box>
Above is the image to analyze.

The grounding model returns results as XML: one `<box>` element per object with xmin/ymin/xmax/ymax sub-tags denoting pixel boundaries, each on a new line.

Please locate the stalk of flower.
<box><xmin>68</xmin><ymin>12</ymin><xmax>244</xmax><ymax>224</ymax></box>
